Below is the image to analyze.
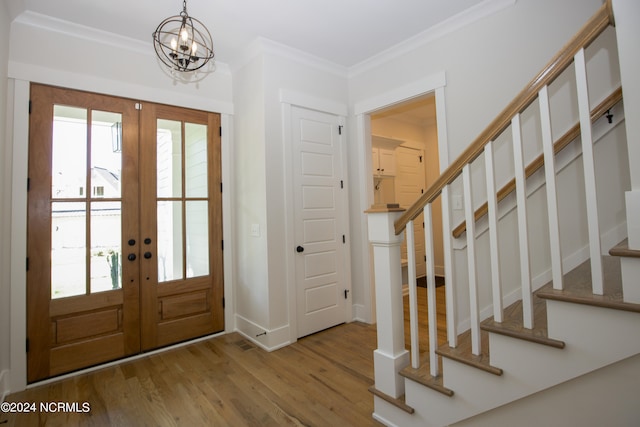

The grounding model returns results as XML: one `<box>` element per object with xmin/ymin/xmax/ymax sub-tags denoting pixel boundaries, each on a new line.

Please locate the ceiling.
<box><xmin>5</xmin><ymin>0</ymin><xmax>486</xmax><ymax>69</ymax></box>
<box><xmin>372</xmin><ymin>94</ymin><xmax>437</xmax><ymax>127</ymax></box>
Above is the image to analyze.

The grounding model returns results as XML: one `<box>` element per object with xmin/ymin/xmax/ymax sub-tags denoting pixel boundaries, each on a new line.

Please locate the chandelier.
<box><xmin>152</xmin><ymin>0</ymin><xmax>215</xmax><ymax>73</ymax></box>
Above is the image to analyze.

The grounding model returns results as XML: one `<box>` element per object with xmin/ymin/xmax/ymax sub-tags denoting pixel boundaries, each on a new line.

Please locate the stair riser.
<box><xmin>620</xmin><ymin>258</ymin><xmax>640</xmax><ymax>303</ymax></box>
<box><xmin>546</xmin><ymin>300</ymin><xmax>640</xmax><ymax>365</ymax></box>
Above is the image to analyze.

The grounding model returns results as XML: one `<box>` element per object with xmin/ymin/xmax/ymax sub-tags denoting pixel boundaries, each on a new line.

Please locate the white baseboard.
<box><xmin>234</xmin><ymin>314</ymin><xmax>292</xmax><ymax>352</ymax></box>
<box><xmin>0</xmin><ymin>369</ymin><xmax>9</xmax><ymax>402</ymax></box>
<box><xmin>352</xmin><ymin>303</ymin><xmax>371</xmax><ymax>323</ymax></box>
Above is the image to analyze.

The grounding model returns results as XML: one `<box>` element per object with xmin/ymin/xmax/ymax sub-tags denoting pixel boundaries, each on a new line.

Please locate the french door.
<box><xmin>27</xmin><ymin>84</ymin><xmax>223</xmax><ymax>383</ymax></box>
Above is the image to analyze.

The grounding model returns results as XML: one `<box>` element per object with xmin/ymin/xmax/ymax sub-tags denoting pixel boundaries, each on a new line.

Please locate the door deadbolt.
<box><xmin>296</xmin><ymin>246</ymin><xmax>304</xmax><ymax>253</ymax></box>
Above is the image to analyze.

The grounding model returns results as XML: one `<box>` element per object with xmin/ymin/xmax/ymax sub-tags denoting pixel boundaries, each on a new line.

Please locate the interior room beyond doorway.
<box><xmin>370</xmin><ymin>94</ymin><xmax>445</xmax><ymax>288</ymax></box>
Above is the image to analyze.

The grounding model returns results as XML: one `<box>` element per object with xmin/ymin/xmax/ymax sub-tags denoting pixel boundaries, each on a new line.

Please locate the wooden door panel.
<box><xmin>27</xmin><ymin>85</ymin><xmax>223</xmax><ymax>382</ymax></box>
<box><xmin>27</xmin><ymin>84</ymin><xmax>140</xmax><ymax>382</ymax></box>
<box><xmin>139</xmin><ymin>103</ymin><xmax>223</xmax><ymax>351</ymax></box>
<box><xmin>50</xmin><ymin>334</ymin><xmax>125</xmax><ymax>377</ymax></box>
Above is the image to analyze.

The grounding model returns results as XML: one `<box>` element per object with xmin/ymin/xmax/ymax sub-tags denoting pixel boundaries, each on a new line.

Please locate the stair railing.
<box><xmin>369</xmin><ymin>0</ymin><xmax>616</xmax><ymax>389</ymax></box>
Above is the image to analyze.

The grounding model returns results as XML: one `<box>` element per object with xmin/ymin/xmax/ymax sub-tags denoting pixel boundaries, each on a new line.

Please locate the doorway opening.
<box><xmin>370</xmin><ymin>93</ymin><xmax>445</xmax><ymax>290</ymax></box>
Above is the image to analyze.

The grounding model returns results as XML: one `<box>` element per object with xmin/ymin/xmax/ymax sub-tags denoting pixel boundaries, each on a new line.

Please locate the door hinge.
<box><xmin>26</xmin><ymin>338</ymin><xmax>30</xmax><ymax>353</ymax></box>
<box><xmin>419</xmin><ymin>155</ymin><xmax>423</xmax><ymax>163</ymax></box>
<box><xmin>421</xmin><ymin>189</ymin><xmax>424</xmax><ymax>194</ymax></box>
<box><xmin>424</xmin><ymin>255</ymin><xmax>427</xmax><ymax>262</ymax></box>
<box><xmin>221</xmin><ymin>240</ymin><xmax>224</xmax><ymax>251</ymax></box>
<box><xmin>342</xmin><ymin>235</ymin><xmax>346</xmax><ymax>244</ymax></box>
<box><xmin>26</xmin><ymin>257</ymin><xmax>29</xmax><ymax>271</ymax></box>
<box><xmin>135</xmin><ymin>103</ymin><xmax>142</xmax><ymax>110</ymax></box>
<box><xmin>344</xmin><ymin>289</ymin><xmax>350</xmax><ymax>299</ymax></box>
<box><xmin>222</xmin><ymin>297</ymin><xmax>225</xmax><ymax>309</ymax></box>
<box><xmin>340</xmin><ymin>180</ymin><xmax>344</xmax><ymax>189</ymax></box>
<box><xmin>28</xmin><ymin>100</ymin><xmax>32</xmax><ymax>114</ymax></box>
<box><xmin>338</xmin><ymin>125</ymin><xmax>343</xmax><ymax>135</ymax></box>
<box><xmin>27</xmin><ymin>178</ymin><xmax>30</xmax><ymax>192</ymax></box>
<box><xmin>220</xmin><ymin>182</ymin><xmax>223</xmax><ymax>193</ymax></box>
<box><xmin>219</xmin><ymin>126</ymin><xmax>222</xmax><ymax>137</ymax></box>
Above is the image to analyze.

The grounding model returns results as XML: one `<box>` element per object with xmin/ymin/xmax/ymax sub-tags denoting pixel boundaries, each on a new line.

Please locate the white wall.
<box><xmin>8</xmin><ymin>13</ymin><xmax>233</xmax><ymax>113</ymax></box>
<box><xmin>0</xmin><ymin>0</ymin><xmax>12</xmax><ymax>400</ymax></box>
<box><xmin>232</xmin><ymin>39</ymin><xmax>349</xmax><ymax>349</ymax></box>
<box><xmin>232</xmin><ymin>52</ymin><xmax>271</xmax><ymax>335</ymax></box>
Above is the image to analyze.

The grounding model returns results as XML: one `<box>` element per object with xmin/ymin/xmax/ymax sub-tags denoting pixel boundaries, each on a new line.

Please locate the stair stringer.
<box><xmin>372</xmin><ymin>300</ymin><xmax>640</xmax><ymax>427</ymax></box>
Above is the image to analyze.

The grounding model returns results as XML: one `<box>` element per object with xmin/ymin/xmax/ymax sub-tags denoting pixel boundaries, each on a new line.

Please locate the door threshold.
<box><xmin>26</xmin><ymin>330</ymin><xmax>228</xmax><ymax>390</ymax></box>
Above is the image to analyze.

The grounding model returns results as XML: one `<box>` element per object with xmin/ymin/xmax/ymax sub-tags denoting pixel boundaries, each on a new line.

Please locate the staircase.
<box><xmin>366</xmin><ymin>1</ymin><xmax>640</xmax><ymax>425</ymax></box>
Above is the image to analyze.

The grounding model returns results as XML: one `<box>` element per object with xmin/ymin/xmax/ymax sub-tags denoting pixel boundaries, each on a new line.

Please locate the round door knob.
<box><xmin>144</xmin><ymin>238</ymin><xmax>152</xmax><ymax>245</ymax></box>
<box><xmin>296</xmin><ymin>246</ymin><xmax>304</xmax><ymax>253</ymax></box>
<box><xmin>144</xmin><ymin>251</ymin><xmax>152</xmax><ymax>259</ymax></box>
<box><xmin>127</xmin><ymin>253</ymin><xmax>137</xmax><ymax>261</ymax></box>
<box><xmin>128</xmin><ymin>239</ymin><xmax>136</xmax><ymax>246</ymax></box>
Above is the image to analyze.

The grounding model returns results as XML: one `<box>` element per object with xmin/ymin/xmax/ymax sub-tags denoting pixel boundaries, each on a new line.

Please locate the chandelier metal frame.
<box><xmin>152</xmin><ymin>0</ymin><xmax>215</xmax><ymax>73</ymax></box>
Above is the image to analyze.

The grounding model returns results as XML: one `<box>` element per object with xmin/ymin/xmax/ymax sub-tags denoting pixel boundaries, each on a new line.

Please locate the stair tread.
<box><xmin>368</xmin><ymin>386</ymin><xmax>415</xmax><ymax>414</ymax></box>
<box><xmin>436</xmin><ymin>330</ymin><xmax>502</xmax><ymax>375</ymax></box>
<box><xmin>399</xmin><ymin>355</ymin><xmax>454</xmax><ymax>397</ymax></box>
<box><xmin>481</xmin><ymin>294</ymin><xmax>565</xmax><ymax>348</ymax></box>
<box><xmin>537</xmin><ymin>256</ymin><xmax>640</xmax><ymax>313</ymax></box>
<box><xmin>609</xmin><ymin>239</ymin><xmax>640</xmax><ymax>258</ymax></box>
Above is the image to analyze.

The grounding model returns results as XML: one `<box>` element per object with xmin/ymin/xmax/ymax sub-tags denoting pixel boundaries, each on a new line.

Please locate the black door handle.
<box><xmin>144</xmin><ymin>252</ymin><xmax>152</xmax><ymax>259</ymax></box>
<box><xmin>127</xmin><ymin>253</ymin><xmax>137</xmax><ymax>261</ymax></box>
<box><xmin>296</xmin><ymin>246</ymin><xmax>304</xmax><ymax>253</ymax></box>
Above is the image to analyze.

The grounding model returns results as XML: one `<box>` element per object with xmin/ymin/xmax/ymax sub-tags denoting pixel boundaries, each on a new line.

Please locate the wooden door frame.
<box><xmin>280</xmin><ymin>90</ymin><xmax>351</xmax><ymax>346</ymax></box>
<box><xmin>8</xmin><ymin>80</ymin><xmax>235</xmax><ymax>391</ymax></box>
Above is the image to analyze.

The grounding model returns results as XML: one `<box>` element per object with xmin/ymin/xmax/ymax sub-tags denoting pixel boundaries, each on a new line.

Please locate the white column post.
<box><xmin>611</xmin><ymin>0</ymin><xmax>640</xmax><ymax>302</ymax></box>
<box><xmin>366</xmin><ymin>206</ymin><xmax>410</xmax><ymax>398</ymax></box>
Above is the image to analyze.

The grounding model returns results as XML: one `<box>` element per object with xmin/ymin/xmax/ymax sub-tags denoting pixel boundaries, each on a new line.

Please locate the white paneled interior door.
<box><xmin>291</xmin><ymin>106</ymin><xmax>347</xmax><ymax>338</ymax></box>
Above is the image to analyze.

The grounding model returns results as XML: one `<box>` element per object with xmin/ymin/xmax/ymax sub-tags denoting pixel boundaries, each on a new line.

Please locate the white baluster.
<box><xmin>484</xmin><ymin>141</ymin><xmax>503</xmax><ymax>322</ymax></box>
<box><xmin>539</xmin><ymin>85</ymin><xmax>564</xmax><ymax>290</ymax></box>
<box><xmin>512</xmin><ymin>114</ymin><xmax>534</xmax><ymax>329</ymax></box>
<box><xmin>463</xmin><ymin>164</ymin><xmax>480</xmax><ymax>355</ymax></box>
<box><xmin>424</xmin><ymin>204</ymin><xmax>438</xmax><ymax>377</ymax></box>
<box><xmin>406</xmin><ymin>220</ymin><xmax>420</xmax><ymax>369</ymax></box>
<box><xmin>442</xmin><ymin>186</ymin><xmax>457</xmax><ymax>348</ymax></box>
<box><xmin>575</xmin><ymin>48</ymin><xmax>604</xmax><ymax>295</ymax></box>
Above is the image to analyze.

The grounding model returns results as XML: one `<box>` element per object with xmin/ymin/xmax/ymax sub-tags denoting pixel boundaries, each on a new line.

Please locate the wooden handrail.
<box><xmin>394</xmin><ymin>0</ymin><xmax>615</xmax><ymax>236</ymax></box>
<box><xmin>452</xmin><ymin>87</ymin><xmax>623</xmax><ymax>238</ymax></box>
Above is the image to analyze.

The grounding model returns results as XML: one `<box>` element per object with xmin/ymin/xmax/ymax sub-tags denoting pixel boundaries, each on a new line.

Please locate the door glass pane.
<box><xmin>90</xmin><ymin>201</ymin><xmax>122</xmax><ymax>293</ymax></box>
<box><xmin>157</xmin><ymin>201</ymin><xmax>183</xmax><ymax>282</ymax></box>
<box><xmin>52</xmin><ymin>106</ymin><xmax>87</xmax><ymax>199</ymax></box>
<box><xmin>185</xmin><ymin>123</ymin><xmax>207</xmax><ymax>197</ymax></box>
<box><xmin>157</xmin><ymin>119</ymin><xmax>182</xmax><ymax>198</ymax></box>
<box><xmin>91</xmin><ymin>111</ymin><xmax>122</xmax><ymax>198</ymax></box>
<box><xmin>51</xmin><ymin>202</ymin><xmax>86</xmax><ymax>299</ymax></box>
<box><xmin>186</xmin><ymin>201</ymin><xmax>209</xmax><ymax>278</ymax></box>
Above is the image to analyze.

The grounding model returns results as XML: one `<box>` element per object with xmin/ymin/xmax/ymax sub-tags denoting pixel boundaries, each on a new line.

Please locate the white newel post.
<box><xmin>366</xmin><ymin>206</ymin><xmax>410</xmax><ymax>399</ymax></box>
<box><xmin>612</xmin><ymin>0</ymin><xmax>640</xmax><ymax>302</ymax></box>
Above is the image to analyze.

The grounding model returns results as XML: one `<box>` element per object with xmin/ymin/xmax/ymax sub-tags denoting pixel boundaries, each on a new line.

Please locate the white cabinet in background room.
<box><xmin>372</xmin><ymin>147</ymin><xmax>396</xmax><ymax>176</ymax></box>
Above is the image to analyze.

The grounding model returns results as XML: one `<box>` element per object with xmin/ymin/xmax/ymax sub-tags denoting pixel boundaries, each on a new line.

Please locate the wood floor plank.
<box><xmin>2</xmin><ymin>322</ymin><xmax>381</xmax><ymax>426</ymax></box>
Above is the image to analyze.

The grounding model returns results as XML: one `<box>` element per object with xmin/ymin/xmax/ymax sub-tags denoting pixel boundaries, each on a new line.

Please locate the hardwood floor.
<box><xmin>2</xmin><ymin>322</ymin><xmax>381</xmax><ymax>426</ymax></box>
<box><xmin>3</xmin><ymin>285</ymin><xmax>445</xmax><ymax>426</ymax></box>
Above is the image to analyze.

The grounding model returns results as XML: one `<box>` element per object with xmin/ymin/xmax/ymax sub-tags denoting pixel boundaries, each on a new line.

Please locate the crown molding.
<box><xmin>12</xmin><ymin>10</ymin><xmax>231</xmax><ymax>75</ymax></box>
<box><xmin>229</xmin><ymin>37</ymin><xmax>348</xmax><ymax>78</ymax></box>
<box><xmin>348</xmin><ymin>0</ymin><xmax>517</xmax><ymax>78</ymax></box>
